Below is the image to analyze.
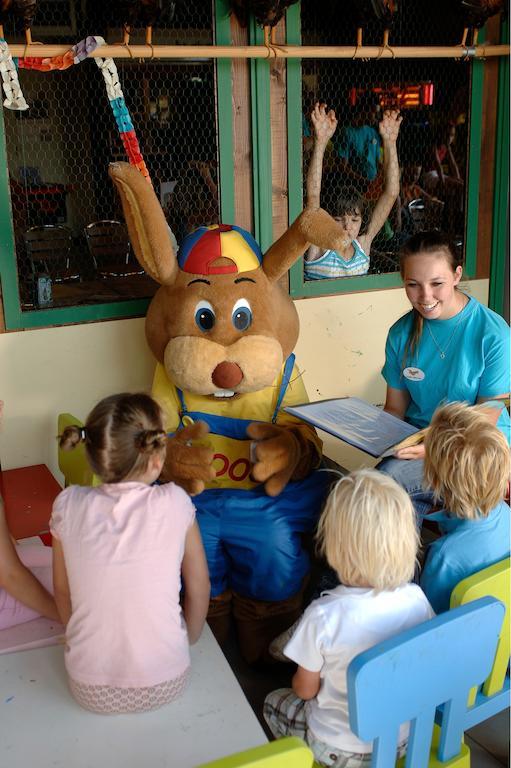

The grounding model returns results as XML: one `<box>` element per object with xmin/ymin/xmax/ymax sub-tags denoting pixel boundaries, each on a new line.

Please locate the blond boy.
<box><xmin>420</xmin><ymin>402</ymin><xmax>510</xmax><ymax>613</ymax></box>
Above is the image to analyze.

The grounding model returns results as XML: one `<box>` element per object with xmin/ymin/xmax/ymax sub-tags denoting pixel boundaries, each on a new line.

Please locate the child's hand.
<box><xmin>394</xmin><ymin>443</ymin><xmax>425</xmax><ymax>461</ymax></box>
<box><xmin>379</xmin><ymin>109</ymin><xmax>402</xmax><ymax>143</ymax></box>
<box><xmin>162</xmin><ymin>420</ymin><xmax>215</xmax><ymax>496</ymax></box>
<box><xmin>311</xmin><ymin>102</ymin><xmax>338</xmax><ymax>146</ymax></box>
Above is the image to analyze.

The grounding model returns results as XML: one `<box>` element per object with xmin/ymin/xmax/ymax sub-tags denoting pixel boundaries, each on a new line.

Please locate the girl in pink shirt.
<box><xmin>51</xmin><ymin>392</ymin><xmax>210</xmax><ymax>714</ymax></box>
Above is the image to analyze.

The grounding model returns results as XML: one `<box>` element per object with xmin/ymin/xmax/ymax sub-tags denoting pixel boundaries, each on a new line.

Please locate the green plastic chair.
<box><xmin>450</xmin><ymin>557</ymin><xmax>510</xmax><ymax>728</ymax></box>
<box><xmin>196</xmin><ymin>737</ymin><xmax>314</xmax><ymax>767</ymax></box>
<box><xmin>57</xmin><ymin>413</ymin><xmax>100</xmax><ymax>487</ymax></box>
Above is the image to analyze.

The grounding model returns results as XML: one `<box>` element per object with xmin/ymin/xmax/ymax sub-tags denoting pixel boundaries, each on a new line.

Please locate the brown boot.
<box><xmin>207</xmin><ymin>590</ymin><xmax>232</xmax><ymax>646</ymax></box>
<box><xmin>232</xmin><ymin>581</ymin><xmax>307</xmax><ymax>665</ymax></box>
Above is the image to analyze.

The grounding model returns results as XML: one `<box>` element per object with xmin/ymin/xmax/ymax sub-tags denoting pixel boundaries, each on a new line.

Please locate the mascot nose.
<box><xmin>212</xmin><ymin>361</ymin><xmax>243</xmax><ymax>389</ymax></box>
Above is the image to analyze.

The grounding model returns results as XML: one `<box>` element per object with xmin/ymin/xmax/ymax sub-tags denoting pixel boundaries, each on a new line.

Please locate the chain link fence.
<box><xmin>3</xmin><ymin>0</ymin><xmax>218</xmax><ymax>311</ymax></box>
<box><xmin>3</xmin><ymin>0</ymin><xmax>476</xmax><ymax>307</ymax></box>
<box><xmin>301</xmin><ymin>0</ymin><xmax>471</xmax><ymax>278</ymax></box>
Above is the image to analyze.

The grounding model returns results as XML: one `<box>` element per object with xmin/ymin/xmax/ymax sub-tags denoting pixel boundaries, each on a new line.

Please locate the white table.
<box><xmin>0</xmin><ymin>625</ymin><xmax>267</xmax><ymax>767</ymax></box>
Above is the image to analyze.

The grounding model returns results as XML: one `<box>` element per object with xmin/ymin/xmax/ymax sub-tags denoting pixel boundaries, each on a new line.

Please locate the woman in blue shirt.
<box><xmin>379</xmin><ymin>231</ymin><xmax>510</xmax><ymax>511</ymax></box>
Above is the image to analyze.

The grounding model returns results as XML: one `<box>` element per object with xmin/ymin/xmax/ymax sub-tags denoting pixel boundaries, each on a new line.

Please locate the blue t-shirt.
<box><xmin>420</xmin><ymin>501</ymin><xmax>510</xmax><ymax>613</ymax></box>
<box><xmin>335</xmin><ymin>125</ymin><xmax>381</xmax><ymax>181</ymax></box>
<box><xmin>381</xmin><ymin>295</ymin><xmax>510</xmax><ymax>440</ymax></box>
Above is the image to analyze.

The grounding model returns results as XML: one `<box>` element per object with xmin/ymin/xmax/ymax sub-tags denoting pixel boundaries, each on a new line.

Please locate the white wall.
<box><xmin>0</xmin><ymin>280</ymin><xmax>489</xmax><ymax>481</ymax></box>
<box><xmin>0</xmin><ymin>319</ymin><xmax>155</xmax><ymax>479</ymax></box>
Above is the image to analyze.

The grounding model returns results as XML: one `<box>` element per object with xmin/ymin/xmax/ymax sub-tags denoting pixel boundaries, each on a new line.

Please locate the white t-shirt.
<box><xmin>284</xmin><ymin>584</ymin><xmax>434</xmax><ymax>752</ymax></box>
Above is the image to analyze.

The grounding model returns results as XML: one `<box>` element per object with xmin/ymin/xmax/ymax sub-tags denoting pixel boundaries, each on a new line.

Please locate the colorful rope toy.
<box><xmin>0</xmin><ymin>38</ymin><xmax>28</xmax><ymax>110</ymax></box>
<box><xmin>10</xmin><ymin>35</ymin><xmax>151</xmax><ymax>184</ymax></box>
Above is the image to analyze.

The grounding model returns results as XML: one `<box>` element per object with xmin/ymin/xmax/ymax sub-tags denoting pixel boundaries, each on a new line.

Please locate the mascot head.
<box><xmin>109</xmin><ymin>162</ymin><xmax>349</xmax><ymax>398</ymax></box>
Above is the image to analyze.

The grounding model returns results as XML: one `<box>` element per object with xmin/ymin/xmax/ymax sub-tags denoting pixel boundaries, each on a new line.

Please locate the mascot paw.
<box><xmin>246</xmin><ymin>422</ymin><xmax>301</xmax><ymax>497</ymax></box>
<box><xmin>161</xmin><ymin>420</ymin><xmax>215</xmax><ymax>496</ymax></box>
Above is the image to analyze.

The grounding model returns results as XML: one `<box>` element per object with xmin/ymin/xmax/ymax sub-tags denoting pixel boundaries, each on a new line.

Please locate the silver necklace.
<box><xmin>426</xmin><ymin>302</ymin><xmax>468</xmax><ymax>359</ymax></box>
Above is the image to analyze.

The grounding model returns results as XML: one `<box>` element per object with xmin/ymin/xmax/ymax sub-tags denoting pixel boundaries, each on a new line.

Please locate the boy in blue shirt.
<box><xmin>420</xmin><ymin>402</ymin><xmax>510</xmax><ymax>613</ymax></box>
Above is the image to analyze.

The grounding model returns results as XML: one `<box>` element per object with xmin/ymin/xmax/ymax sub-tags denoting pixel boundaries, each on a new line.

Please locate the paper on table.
<box><xmin>284</xmin><ymin>397</ymin><xmax>420</xmax><ymax>458</ymax></box>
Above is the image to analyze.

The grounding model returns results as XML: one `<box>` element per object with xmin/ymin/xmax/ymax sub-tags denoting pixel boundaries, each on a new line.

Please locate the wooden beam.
<box><xmin>8</xmin><ymin>44</ymin><xmax>510</xmax><ymax>59</ymax></box>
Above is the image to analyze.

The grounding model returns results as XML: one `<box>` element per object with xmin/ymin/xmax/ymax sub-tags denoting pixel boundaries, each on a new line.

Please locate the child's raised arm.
<box><xmin>306</xmin><ymin>102</ymin><xmax>338</xmax><ymax>210</ymax></box>
<box><xmin>181</xmin><ymin>521</ymin><xmax>210</xmax><ymax>644</ymax></box>
<box><xmin>305</xmin><ymin>103</ymin><xmax>337</xmax><ymax>263</ymax></box>
<box><xmin>362</xmin><ymin>109</ymin><xmax>402</xmax><ymax>250</ymax></box>
<box><xmin>0</xmin><ymin>500</ymin><xmax>60</xmax><ymax>622</ymax></box>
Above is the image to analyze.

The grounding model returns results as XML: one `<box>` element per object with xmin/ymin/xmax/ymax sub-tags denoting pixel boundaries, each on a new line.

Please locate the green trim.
<box><xmin>249</xmin><ymin>22</ymin><xmax>273</xmax><ymax>252</ymax></box>
<box><xmin>215</xmin><ymin>0</ymin><xmax>235</xmax><ymax>224</ymax></box>
<box><xmin>464</xmin><ymin>28</ymin><xmax>486</xmax><ymax>279</ymax></box>
<box><xmin>489</xmin><ymin>19</ymin><xmax>509</xmax><ymax>316</ymax></box>
<box><xmin>12</xmin><ymin>299</ymin><xmax>151</xmax><ymax>328</ymax></box>
<box><xmin>295</xmin><ymin>272</ymin><xmax>404</xmax><ymax>297</ymax></box>
<box><xmin>286</xmin><ymin>2</ymin><xmax>305</xmax><ymax>297</ymax></box>
<box><xmin>0</xmin><ymin>108</ymin><xmax>23</xmax><ymax>329</ymax></box>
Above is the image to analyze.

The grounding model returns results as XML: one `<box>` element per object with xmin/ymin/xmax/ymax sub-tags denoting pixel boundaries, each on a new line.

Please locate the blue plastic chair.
<box><xmin>347</xmin><ymin>597</ymin><xmax>505</xmax><ymax>768</ymax></box>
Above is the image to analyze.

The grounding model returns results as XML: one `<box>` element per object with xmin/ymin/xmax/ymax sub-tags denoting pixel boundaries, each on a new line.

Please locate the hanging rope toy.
<box><xmin>0</xmin><ymin>37</ymin><xmax>28</xmax><ymax>110</ymax></box>
<box><xmin>14</xmin><ymin>35</ymin><xmax>151</xmax><ymax>184</ymax></box>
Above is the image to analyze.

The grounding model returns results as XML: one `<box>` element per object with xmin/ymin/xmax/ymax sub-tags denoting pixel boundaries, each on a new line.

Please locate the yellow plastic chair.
<box><xmin>196</xmin><ymin>737</ymin><xmax>314</xmax><ymax>767</ymax></box>
<box><xmin>57</xmin><ymin>413</ymin><xmax>99</xmax><ymax>487</ymax></box>
<box><xmin>450</xmin><ymin>557</ymin><xmax>510</xmax><ymax>727</ymax></box>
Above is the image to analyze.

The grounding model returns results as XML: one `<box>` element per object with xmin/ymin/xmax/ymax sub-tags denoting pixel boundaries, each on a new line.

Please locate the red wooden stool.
<box><xmin>0</xmin><ymin>465</ymin><xmax>62</xmax><ymax>542</ymax></box>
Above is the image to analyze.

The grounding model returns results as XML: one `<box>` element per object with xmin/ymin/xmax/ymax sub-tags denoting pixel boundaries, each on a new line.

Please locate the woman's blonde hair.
<box><xmin>316</xmin><ymin>468</ymin><xmax>419</xmax><ymax>591</ymax></box>
<box><xmin>59</xmin><ymin>393</ymin><xmax>167</xmax><ymax>483</ymax></box>
<box><xmin>424</xmin><ymin>402</ymin><xmax>510</xmax><ymax>519</ymax></box>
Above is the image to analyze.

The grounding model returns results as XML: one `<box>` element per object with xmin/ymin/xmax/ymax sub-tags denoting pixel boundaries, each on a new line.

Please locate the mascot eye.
<box><xmin>232</xmin><ymin>299</ymin><xmax>253</xmax><ymax>331</ymax></box>
<box><xmin>194</xmin><ymin>300</ymin><xmax>216</xmax><ymax>332</ymax></box>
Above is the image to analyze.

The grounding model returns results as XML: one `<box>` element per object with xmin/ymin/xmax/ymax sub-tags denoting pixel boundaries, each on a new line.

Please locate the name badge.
<box><xmin>403</xmin><ymin>367</ymin><xmax>425</xmax><ymax>381</ymax></box>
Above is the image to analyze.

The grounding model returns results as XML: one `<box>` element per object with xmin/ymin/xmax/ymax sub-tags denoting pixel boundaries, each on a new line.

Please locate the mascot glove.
<box><xmin>247</xmin><ymin>422</ymin><xmax>317</xmax><ymax>497</ymax></box>
<box><xmin>160</xmin><ymin>420</ymin><xmax>216</xmax><ymax>496</ymax></box>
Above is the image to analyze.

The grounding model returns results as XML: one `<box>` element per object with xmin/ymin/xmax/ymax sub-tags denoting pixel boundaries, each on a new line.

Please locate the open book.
<box><xmin>284</xmin><ymin>397</ymin><xmax>428</xmax><ymax>459</ymax></box>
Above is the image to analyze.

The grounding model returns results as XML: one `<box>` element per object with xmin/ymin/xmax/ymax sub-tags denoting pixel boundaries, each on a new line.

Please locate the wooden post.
<box><xmin>270</xmin><ymin>18</ymin><xmax>288</xmax><ymax>243</ymax></box>
<box><xmin>231</xmin><ymin>15</ymin><xmax>253</xmax><ymax>232</ymax></box>
<box><xmin>476</xmin><ymin>16</ymin><xmax>501</xmax><ymax>279</ymax></box>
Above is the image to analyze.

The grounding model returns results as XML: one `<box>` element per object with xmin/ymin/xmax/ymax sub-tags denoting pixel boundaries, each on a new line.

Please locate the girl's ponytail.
<box><xmin>59</xmin><ymin>425</ymin><xmax>86</xmax><ymax>451</ymax></box>
<box><xmin>135</xmin><ymin>429</ymin><xmax>167</xmax><ymax>454</ymax></box>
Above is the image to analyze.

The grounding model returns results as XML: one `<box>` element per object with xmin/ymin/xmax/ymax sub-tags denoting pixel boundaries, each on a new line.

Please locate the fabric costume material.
<box><xmin>381</xmin><ymin>295</ymin><xmax>511</xmax><ymax>441</ymax></box>
<box><xmin>153</xmin><ymin>357</ymin><xmax>329</xmax><ymax>601</ymax></box>
<box><xmin>304</xmin><ymin>239</ymin><xmax>369</xmax><ymax>280</ymax></box>
<box><xmin>420</xmin><ymin>501</ymin><xmax>510</xmax><ymax>614</ymax></box>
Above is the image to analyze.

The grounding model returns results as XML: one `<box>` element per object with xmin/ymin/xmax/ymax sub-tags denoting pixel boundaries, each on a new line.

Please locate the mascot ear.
<box><xmin>262</xmin><ymin>208</ymin><xmax>350</xmax><ymax>283</ymax></box>
<box><xmin>108</xmin><ymin>162</ymin><xmax>178</xmax><ymax>286</ymax></box>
